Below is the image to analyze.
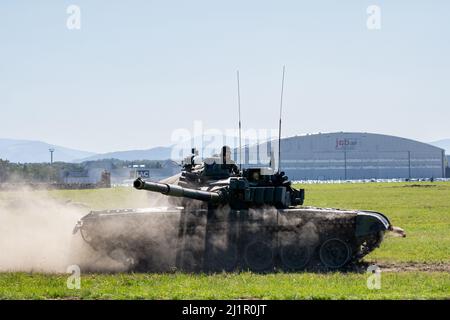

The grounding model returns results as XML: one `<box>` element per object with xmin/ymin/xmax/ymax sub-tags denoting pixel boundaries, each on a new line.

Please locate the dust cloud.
<box><xmin>0</xmin><ymin>188</ymin><xmax>85</xmax><ymax>273</ymax></box>
<box><xmin>0</xmin><ymin>186</ymin><xmax>177</xmax><ymax>273</ymax></box>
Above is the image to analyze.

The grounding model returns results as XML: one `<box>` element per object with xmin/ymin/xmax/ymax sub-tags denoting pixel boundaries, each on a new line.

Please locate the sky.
<box><xmin>0</xmin><ymin>0</ymin><xmax>449</xmax><ymax>153</ymax></box>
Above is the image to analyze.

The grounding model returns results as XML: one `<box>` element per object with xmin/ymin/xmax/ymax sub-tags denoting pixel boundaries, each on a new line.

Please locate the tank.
<box><xmin>72</xmin><ymin>146</ymin><xmax>405</xmax><ymax>271</ymax></box>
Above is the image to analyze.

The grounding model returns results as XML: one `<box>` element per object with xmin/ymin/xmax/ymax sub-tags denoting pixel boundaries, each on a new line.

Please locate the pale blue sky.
<box><xmin>0</xmin><ymin>0</ymin><xmax>449</xmax><ymax>153</ymax></box>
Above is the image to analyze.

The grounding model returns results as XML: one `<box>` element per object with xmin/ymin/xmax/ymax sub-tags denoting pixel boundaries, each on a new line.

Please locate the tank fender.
<box><xmin>355</xmin><ymin>211</ymin><xmax>391</xmax><ymax>237</ymax></box>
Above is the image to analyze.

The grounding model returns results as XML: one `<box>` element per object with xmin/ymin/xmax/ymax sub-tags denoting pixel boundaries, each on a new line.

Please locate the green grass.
<box><xmin>0</xmin><ymin>272</ymin><xmax>448</xmax><ymax>300</ymax></box>
<box><xmin>1</xmin><ymin>181</ymin><xmax>449</xmax><ymax>299</ymax></box>
<box><xmin>294</xmin><ymin>182</ymin><xmax>450</xmax><ymax>263</ymax></box>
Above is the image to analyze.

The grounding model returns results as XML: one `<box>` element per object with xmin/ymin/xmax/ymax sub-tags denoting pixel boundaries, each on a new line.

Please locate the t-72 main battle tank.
<box><xmin>72</xmin><ymin>146</ymin><xmax>405</xmax><ymax>272</ymax></box>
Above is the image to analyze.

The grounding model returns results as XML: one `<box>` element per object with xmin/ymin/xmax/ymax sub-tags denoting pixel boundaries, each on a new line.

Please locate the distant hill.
<box><xmin>75</xmin><ymin>134</ymin><xmax>262</xmax><ymax>162</ymax></box>
<box><xmin>0</xmin><ymin>139</ymin><xmax>95</xmax><ymax>163</ymax></box>
<box><xmin>6</xmin><ymin>134</ymin><xmax>442</xmax><ymax>164</ymax></box>
<box><xmin>429</xmin><ymin>139</ymin><xmax>450</xmax><ymax>154</ymax></box>
<box><xmin>75</xmin><ymin>146</ymin><xmax>173</xmax><ymax>162</ymax></box>
<box><xmin>0</xmin><ymin>132</ymin><xmax>263</xmax><ymax>163</ymax></box>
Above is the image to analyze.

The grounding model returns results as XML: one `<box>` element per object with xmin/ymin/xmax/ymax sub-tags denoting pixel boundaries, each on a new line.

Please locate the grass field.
<box><xmin>0</xmin><ymin>181</ymin><xmax>449</xmax><ymax>299</ymax></box>
<box><xmin>0</xmin><ymin>272</ymin><xmax>448</xmax><ymax>300</ymax></box>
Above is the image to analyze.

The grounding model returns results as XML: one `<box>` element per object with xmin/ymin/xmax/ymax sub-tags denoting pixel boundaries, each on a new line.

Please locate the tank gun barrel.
<box><xmin>134</xmin><ymin>178</ymin><xmax>221</xmax><ymax>203</ymax></box>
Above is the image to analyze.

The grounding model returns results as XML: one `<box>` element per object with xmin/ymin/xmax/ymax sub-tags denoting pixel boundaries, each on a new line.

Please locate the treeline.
<box><xmin>0</xmin><ymin>159</ymin><xmax>165</xmax><ymax>183</ymax></box>
<box><xmin>0</xmin><ymin>160</ymin><xmax>63</xmax><ymax>182</ymax></box>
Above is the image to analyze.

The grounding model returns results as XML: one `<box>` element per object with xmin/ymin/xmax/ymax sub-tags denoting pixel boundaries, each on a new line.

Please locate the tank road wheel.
<box><xmin>319</xmin><ymin>238</ymin><xmax>351</xmax><ymax>269</ymax></box>
<box><xmin>108</xmin><ymin>248</ymin><xmax>136</xmax><ymax>269</ymax></box>
<box><xmin>206</xmin><ymin>247</ymin><xmax>238</xmax><ymax>272</ymax></box>
<box><xmin>79</xmin><ymin>228</ymin><xmax>101</xmax><ymax>251</ymax></box>
<box><xmin>280</xmin><ymin>245</ymin><xmax>311</xmax><ymax>271</ymax></box>
<box><xmin>80</xmin><ymin>228</ymin><xmax>94</xmax><ymax>244</ymax></box>
<box><xmin>244</xmin><ymin>241</ymin><xmax>274</xmax><ymax>272</ymax></box>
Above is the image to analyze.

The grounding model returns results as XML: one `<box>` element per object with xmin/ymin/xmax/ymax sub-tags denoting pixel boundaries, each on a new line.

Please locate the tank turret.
<box><xmin>134</xmin><ymin>166</ymin><xmax>304</xmax><ymax>209</ymax></box>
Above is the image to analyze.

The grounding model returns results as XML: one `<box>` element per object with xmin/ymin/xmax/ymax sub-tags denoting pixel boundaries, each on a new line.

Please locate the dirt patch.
<box><xmin>361</xmin><ymin>262</ymin><xmax>450</xmax><ymax>273</ymax></box>
<box><xmin>403</xmin><ymin>184</ymin><xmax>437</xmax><ymax>188</ymax></box>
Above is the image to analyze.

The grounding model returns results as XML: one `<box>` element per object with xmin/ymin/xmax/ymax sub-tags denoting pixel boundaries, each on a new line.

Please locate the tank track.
<box><xmin>73</xmin><ymin>206</ymin><xmax>389</xmax><ymax>272</ymax></box>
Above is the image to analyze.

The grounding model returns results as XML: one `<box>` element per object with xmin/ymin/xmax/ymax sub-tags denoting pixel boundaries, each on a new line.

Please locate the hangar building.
<box><xmin>241</xmin><ymin>132</ymin><xmax>446</xmax><ymax>180</ymax></box>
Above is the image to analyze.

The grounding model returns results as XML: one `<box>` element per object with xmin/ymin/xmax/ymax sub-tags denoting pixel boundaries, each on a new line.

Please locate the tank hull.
<box><xmin>73</xmin><ymin>206</ymin><xmax>390</xmax><ymax>272</ymax></box>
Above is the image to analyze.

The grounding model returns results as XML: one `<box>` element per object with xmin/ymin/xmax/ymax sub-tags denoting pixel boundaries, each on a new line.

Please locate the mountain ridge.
<box><xmin>1</xmin><ymin>137</ymin><xmax>448</xmax><ymax>163</ymax></box>
<box><xmin>74</xmin><ymin>146</ymin><xmax>173</xmax><ymax>162</ymax></box>
<box><xmin>0</xmin><ymin>138</ymin><xmax>95</xmax><ymax>163</ymax></box>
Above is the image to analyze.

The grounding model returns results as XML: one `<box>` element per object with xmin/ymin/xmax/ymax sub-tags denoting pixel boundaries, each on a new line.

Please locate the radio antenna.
<box><xmin>277</xmin><ymin>66</ymin><xmax>285</xmax><ymax>173</ymax></box>
<box><xmin>237</xmin><ymin>70</ymin><xmax>242</xmax><ymax>171</ymax></box>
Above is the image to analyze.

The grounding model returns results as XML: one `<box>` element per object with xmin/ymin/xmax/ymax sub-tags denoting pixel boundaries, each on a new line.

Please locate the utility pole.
<box><xmin>408</xmin><ymin>151</ymin><xmax>411</xmax><ymax>179</ymax></box>
<box><xmin>344</xmin><ymin>150</ymin><xmax>347</xmax><ymax>180</ymax></box>
<box><xmin>49</xmin><ymin>148</ymin><xmax>55</xmax><ymax>164</ymax></box>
